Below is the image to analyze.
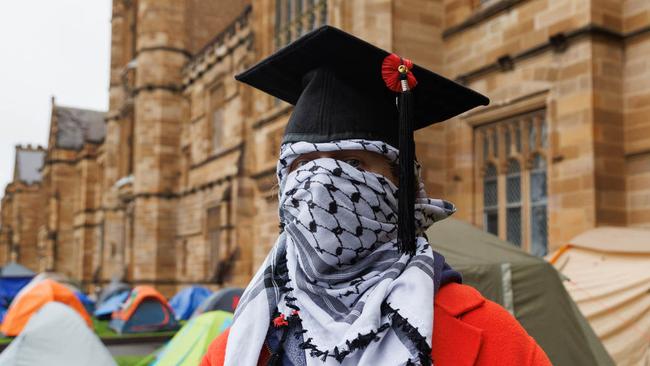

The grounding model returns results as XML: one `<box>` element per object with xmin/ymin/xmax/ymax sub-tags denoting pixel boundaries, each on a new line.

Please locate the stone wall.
<box><xmin>0</xmin><ymin>182</ymin><xmax>44</xmax><ymax>271</ymax></box>
<box><xmin>430</xmin><ymin>0</ymin><xmax>649</xmax><ymax>250</ymax></box>
<box><xmin>185</xmin><ymin>0</ymin><xmax>251</xmax><ymax>54</ymax></box>
<box><xmin>624</xmin><ymin>0</ymin><xmax>650</xmax><ymax>227</ymax></box>
<box><xmin>2</xmin><ymin>0</ymin><xmax>648</xmax><ymax>292</ymax></box>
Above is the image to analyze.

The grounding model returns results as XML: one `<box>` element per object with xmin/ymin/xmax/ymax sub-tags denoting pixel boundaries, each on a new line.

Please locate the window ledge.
<box><xmin>443</xmin><ymin>0</ymin><xmax>530</xmax><ymax>39</ymax></box>
<box><xmin>463</xmin><ymin>89</ymin><xmax>548</xmax><ymax>127</ymax></box>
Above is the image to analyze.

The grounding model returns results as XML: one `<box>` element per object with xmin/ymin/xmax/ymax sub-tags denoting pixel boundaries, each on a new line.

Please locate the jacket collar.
<box><xmin>260</xmin><ymin>283</ymin><xmax>487</xmax><ymax>366</ymax></box>
<box><xmin>432</xmin><ymin>283</ymin><xmax>485</xmax><ymax>366</ymax></box>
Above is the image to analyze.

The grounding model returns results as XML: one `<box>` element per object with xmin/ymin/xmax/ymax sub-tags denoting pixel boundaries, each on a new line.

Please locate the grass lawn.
<box><xmin>114</xmin><ymin>355</ymin><xmax>144</xmax><ymax>366</ymax></box>
<box><xmin>0</xmin><ymin>319</ymin><xmax>179</xmax><ymax>346</ymax></box>
<box><xmin>114</xmin><ymin>354</ymin><xmax>155</xmax><ymax>366</ymax></box>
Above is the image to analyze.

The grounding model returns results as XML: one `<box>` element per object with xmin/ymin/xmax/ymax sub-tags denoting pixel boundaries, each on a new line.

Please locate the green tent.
<box><xmin>427</xmin><ymin>218</ymin><xmax>614</xmax><ymax>366</ymax></box>
<box><xmin>150</xmin><ymin>310</ymin><xmax>233</xmax><ymax>366</ymax></box>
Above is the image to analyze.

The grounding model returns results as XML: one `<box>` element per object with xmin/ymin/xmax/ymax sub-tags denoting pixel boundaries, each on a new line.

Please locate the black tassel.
<box><xmin>397</xmin><ymin>88</ymin><xmax>416</xmax><ymax>256</ymax></box>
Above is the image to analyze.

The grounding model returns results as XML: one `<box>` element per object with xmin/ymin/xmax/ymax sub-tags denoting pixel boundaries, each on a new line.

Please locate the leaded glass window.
<box><xmin>506</xmin><ymin>160</ymin><xmax>522</xmax><ymax>246</ymax></box>
<box><xmin>540</xmin><ymin>119</ymin><xmax>548</xmax><ymax>148</ymax></box>
<box><xmin>528</xmin><ymin>120</ymin><xmax>537</xmax><ymax>151</ymax></box>
<box><xmin>475</xmin><ymin>109</ymin><xmax>548</xmax><ymax>256</ymax></box>
<box><xmin>530</xmin><ymin>154</ymin><xmax>548</xmax><ymax>256</ymax></box>
<box><xmin>483</xmin><ymin>164</ymin><xmax>498</xmax><ymax>236</ymax></box>
<box><xmin>275</xmin><ymin>0</ymin><xmax>328</xmax><ymax>49</ymax></box>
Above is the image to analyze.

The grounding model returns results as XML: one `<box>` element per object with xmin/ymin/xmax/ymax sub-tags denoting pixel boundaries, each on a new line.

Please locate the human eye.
<box><xmin>343</xmin><ymin>158</ymin><xmax>361</xmax><ymax>168</ymax></box>
<box><xmin>290</xmin><ymin>158</ymin><xmax>311</xmax><ymax>172</ymax></box>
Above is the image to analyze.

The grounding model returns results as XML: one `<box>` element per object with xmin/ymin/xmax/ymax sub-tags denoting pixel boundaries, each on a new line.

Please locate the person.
<box><xmin>201</xmin><ymin>26</ymin><xmax>551</xmax><ymax>366</ymax></box>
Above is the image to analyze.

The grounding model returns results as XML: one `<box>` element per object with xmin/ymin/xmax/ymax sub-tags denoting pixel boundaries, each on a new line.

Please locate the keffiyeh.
<box><xmin>225</xmin><ymin>140</ymin><xmax>455</xmax><ymax>366</ymax></box>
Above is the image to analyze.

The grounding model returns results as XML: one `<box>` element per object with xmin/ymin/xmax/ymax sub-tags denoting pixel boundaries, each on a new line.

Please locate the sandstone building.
<box><xmin>0</xmin><ymin>145</ymin><xmax>46</xmax><ymax>270</ymax></box>
<box><xmin>1</xmin><ymin>0</ymin><xmax>649</xmax><ymax>295</ymax></box>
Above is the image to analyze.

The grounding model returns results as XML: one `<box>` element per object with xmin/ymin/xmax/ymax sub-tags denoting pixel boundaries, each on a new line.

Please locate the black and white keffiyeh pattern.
<box><xmin>225</xmin><ymin>140</ymin><xmax>455</xmax><ymax>366</ymax></box>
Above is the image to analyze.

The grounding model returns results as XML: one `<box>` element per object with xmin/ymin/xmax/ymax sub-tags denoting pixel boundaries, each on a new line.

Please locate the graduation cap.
<box><xmin>236</xmin><ymin>25</ymin><xmax>489</xmax><ymax>255</ymax></box>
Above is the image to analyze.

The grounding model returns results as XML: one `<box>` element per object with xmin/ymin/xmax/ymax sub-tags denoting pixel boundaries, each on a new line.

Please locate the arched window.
<box><xmin>530</xmin><ymin>155</ymin><xmax>548</xmax><ymax>256</ymax></box>
<box><xmin>275</xmin><ymin>0</ymin><xmax>328</xmax><ymax>48</ymax></box>
<box><xmin>483</xmin><ymin>164</ymin><xmax>498</xmax><ymax>236</ymax></box>
<box><xmin>207</xmin><ymin>188</ymin><xmax>234</xmax><ymax>283</ymax></box>
<box><xmin>506</xmin><ymin>160</ymin><xmax>522</xmax><ymax>246</ymax></box>
<box><xmin>475</xmin><ymin>109</ymin><xmax>549</xmax><ymax>256</ymax></box>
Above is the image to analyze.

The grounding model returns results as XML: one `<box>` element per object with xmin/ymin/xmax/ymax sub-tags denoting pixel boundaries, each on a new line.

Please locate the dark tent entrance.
<box><xmin>127</xmin><ymin>299</ymin><xmax>170</xmax><ymax>332</ymax></box>
<box><xmin>109</xmin><ymin>286</ymin><xmax>178</xmax><ymax>334</ymax></box>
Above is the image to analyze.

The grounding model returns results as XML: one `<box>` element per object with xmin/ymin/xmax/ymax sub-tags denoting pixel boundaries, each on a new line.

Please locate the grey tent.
<box><xmin>192</xmin><ymin>287</ymin><xmax>244</xmax><ymax>318</ymax></box>
<box><xmin>0</xmin><ymin>302</ymin><xmax>116</xmax><ymax>366</ymax></box>
<box><xmin>427</xmin><ymin>218</ymin><xmax>614</xmax><ymax>366</ymax></box>
<box><xmin>97</xmin><ymin>280</ymin><xmax>130</xmax><ymax>305</ymax></box>
<box><xmin>0</xmin><ymin>264</ymin><xmax>34</xmax><ymax>278</ymax></box>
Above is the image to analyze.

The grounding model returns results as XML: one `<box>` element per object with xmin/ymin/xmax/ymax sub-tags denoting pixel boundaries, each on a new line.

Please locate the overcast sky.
<box><xmin>0</xmin><ymin>0</ymin><xmax>111</xmax><ymax>195</ymax></box>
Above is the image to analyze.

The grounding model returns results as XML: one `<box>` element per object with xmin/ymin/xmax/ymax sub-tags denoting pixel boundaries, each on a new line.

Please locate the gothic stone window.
<box><xmin>476</xmin><ymin>109</ymin><xmax>549</xmax><ymax>256</ymax></box>
<box><xmin>530</xmin><ymin>154</ymin><xmax>548</xmax><ymax>256</ymax></box>
<box><xmin>206</xmin><ymin>189</ymin><xmax>234</xmax><ymax>282</ymax></box>
<box><xmin>209</xmin><ymin>82</ymin><xmax>225</xmax><ymax>153</ymax></box>
<box><xmin>483</xmin><ymin>164</ymin><xmax>498</xmax><ymax>236</ymax></box>
<box><xmin>275</xmin><ymin>0</ymin><xmax>328</xmax><ymax>49</ymax></box>
<box><xmin>206</xmin><ymin>205</ymin><xmax>222</xmax><ymax>272</ymax></box>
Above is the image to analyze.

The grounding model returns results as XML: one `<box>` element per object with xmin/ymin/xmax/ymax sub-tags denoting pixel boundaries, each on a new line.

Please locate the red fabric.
<box><xmin>200</xmin><ymin>283</ymin><xmax>551</xmax><ymax>366</ymax></box>
<box><xmin>199</xmin><ymin>328</ymin><xmax>269</xmax><ymax>366</ymax></box>
<box><xmin>381</xmin><ymin>53</ymin><xmax>417</xmax><ymax>92</ymax></box>
<box><xmin>273</xmin><ymin>314</ymin><xmax>289</xmax><ymax>328</ymax></box>
<box><xmin>431</xmin><ymin>283</ymin><xmax>551</xmax><ymax>366</ymax></box>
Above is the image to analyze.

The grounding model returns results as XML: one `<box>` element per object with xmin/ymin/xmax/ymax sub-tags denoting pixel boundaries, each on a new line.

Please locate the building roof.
<box><xmin>14</xmin><ymin>147</ymin><xmax>46</xmax><ymax>184</ymax></box>
<box><xmin>54</xmin><ymin>106</ymin><xmax>106</xmax><ymax>149</ymax></box>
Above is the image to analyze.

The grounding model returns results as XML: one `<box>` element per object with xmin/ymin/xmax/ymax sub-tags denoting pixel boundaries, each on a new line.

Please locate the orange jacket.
<box><xmin>201</xmin><ymin>283</ymin><xmax>551</xmax><ymax>366</ymax></box>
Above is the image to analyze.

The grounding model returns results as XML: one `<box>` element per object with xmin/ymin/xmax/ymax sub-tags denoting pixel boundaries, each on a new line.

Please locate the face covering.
<box><xmin>224</xmin><ymin>140</ymin><xmax>455</xmax><ymax>366</ymax></box>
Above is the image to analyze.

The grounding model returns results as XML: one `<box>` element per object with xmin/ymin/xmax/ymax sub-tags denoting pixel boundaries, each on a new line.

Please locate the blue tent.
<box><xmin>93</xmin><ymin>290</ymin><xmax>129</xmax><ymax>320</ymax></box>
<box><xmin>169</xmin><ymin>286</ymin><xmax>212</xmax><ymax>320</ymax></box>
<box><xmin>75</xmin><ymin>291</ymin><xmax>96</xmax><ymax>314</ymax></box>
<box><xmin>0</xmin><ymin>263</ymin><xmax>35</xmax><ymax>305</ymax></box>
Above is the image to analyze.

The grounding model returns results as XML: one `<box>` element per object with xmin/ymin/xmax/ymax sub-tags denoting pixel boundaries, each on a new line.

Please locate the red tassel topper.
<box><xmin>273</xmin><ymin>313</ymin><xmax>289</xmax><ymax>328</ymax></box>
<box><xmin>382</xmin><ymin>53</ymin><xmax>417</xmax><ymax>92</ymax></box>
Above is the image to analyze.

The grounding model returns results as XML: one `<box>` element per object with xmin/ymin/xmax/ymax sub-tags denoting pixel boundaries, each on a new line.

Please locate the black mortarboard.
<box><xmin>236</xmin><ymin>25</ymin><xmax>489</xmax><ymax>255</ymax></box>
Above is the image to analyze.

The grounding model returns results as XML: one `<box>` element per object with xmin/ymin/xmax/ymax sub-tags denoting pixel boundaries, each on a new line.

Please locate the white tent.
<box><xmin>550</xmin><ymin>226</ymin><xmax>650</xmax><ymax>366</ymax></box>
<box><xmin>0</xmin><ymin>302</ymin><xmax>116</xmax><ymax>366</ymax></box>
